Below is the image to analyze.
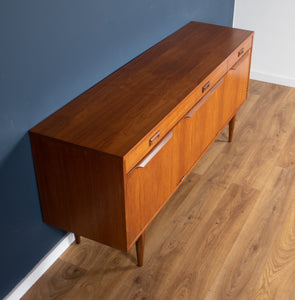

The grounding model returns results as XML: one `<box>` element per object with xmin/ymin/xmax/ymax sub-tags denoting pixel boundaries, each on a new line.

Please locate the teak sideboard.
<box><xmin>29</xmin><ymin>22</ymin><xmax>254</xmax><ymax>266</ymax></box>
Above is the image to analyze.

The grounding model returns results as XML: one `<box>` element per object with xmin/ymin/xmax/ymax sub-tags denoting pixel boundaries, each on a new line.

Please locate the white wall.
<box><xmin>234</xmin><ymin>0</ymin><xmax>295</xmax><ymax>87</ymax></box>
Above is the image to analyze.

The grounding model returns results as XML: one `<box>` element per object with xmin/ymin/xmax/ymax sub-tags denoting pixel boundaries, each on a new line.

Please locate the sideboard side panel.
<box><xmin>29</xmin><ymin>133</ymin><xmax>127</xmax><ymax>251</ymax></box>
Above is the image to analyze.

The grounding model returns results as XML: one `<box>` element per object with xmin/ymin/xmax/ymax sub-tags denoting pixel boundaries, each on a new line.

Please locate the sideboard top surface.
<box><xmin>30</xmin><ymin>21</ymin><xmax>253</xmax><ymax>158</ymax></box>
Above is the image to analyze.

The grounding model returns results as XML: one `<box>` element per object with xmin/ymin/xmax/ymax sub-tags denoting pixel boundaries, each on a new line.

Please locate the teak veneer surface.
<box><xmin>30</xmin><ymin>22</ymin><xmax>252</xmax><ymax>159</ymax></box>
<box><xmin>29</xmin><ymin>21</ymin><xmax>254</xmax><ymax>264</ymax></box>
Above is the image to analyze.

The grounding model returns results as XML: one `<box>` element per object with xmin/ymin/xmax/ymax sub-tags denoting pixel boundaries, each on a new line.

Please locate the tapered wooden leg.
<box><xmin>74</xmin><ymin>234</ymin><xmax>81</xmax><ymax>244</ymax></box>
<box><xmin>229</xmin><ymin>115</ymin><xmax>236</xmax><ymax>142</ymax></box>
<box><xmin>136</xmin><ymin>232</ymin><xmax>145</xmax><ymax>267</ymax></box>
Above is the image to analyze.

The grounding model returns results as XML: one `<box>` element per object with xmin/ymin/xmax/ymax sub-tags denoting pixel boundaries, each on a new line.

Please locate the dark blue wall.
<box><xmin>0</xmin><ymin>0</ymin><xmax>234</xmax><ymax>297</ymax></box>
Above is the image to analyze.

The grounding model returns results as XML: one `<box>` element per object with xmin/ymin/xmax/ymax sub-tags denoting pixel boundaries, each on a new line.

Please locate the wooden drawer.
<box><xmin>124</xmin><ymin>60</ymin><xmax>228</xmax><ymax>174</ymax></box>
<box><xmin>227</xmin><ymin>35</ymin><xmax>253</xmax><ymax>71</ymax></box>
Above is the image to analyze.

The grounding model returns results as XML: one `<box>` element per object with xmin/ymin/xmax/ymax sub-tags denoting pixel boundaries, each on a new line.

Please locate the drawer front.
<box><xmin>227</xmin><ymin>35</ymin><xmax>253</xmax><ymax>71</ymax></box>
<box><xmin>124</xmin><ymin>60</ymin><xmax>228</xmax><ymax>173</ymax></box>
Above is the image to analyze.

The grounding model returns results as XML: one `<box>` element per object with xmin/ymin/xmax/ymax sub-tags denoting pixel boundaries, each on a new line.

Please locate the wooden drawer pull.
<box><xmin>149</xmin><ymin>131</ymin><xmax>160</xmax><ymax>146</ymax></box>
<box><xmin>202</xmin><ymin>81</ymin><xmax>210</xmax><ymax>93</ymax></box>
<box><xmin>238</xmin><ymin>48</ymin><xmax>244</xmax><ymax>57</ymax></box>
<box><xmin>134</xmin><ymin>131</ymin><xmax>173</xmax><ymax>170</ymax></box>
<box><xmin>184</xmin><ymin>78</ymin><xmax>224</xmax><ymax>119</ymax></box>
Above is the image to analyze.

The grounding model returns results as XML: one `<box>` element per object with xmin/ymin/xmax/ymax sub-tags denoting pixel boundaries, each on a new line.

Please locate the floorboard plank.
<box><xmin>204</xmin><ymin>167</ymin><xmax>295</xmax><ymax>300</ymax></box>
<box><xmin>251</xmin><ymin>174</ymin><xmax>295</xmax><ymax>299</ymax></box>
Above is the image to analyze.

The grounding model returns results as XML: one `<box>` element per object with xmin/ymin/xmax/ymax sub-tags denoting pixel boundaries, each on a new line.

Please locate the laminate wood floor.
<box><xmin>23</xmin><ymin>80</ymin><xmax>295</xmax><ymax>300</ymax></box>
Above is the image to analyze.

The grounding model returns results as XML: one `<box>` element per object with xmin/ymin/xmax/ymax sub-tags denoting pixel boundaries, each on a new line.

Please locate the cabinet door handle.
<box><xmin>184</xmin><ymin>78</ymin><xmax>224</xmax><ymax>119</ymax></box>
<box><xmin>132</xmin><ymin>131</ymin><xmax>173</xmax><ymax>171</ymax></box>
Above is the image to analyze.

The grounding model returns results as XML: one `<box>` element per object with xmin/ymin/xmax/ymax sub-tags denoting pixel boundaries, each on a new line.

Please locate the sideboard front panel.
<box><xmin>174</xmin><ymin>79</ymin><xmax>226</xmax><ymax>178</ymax></box>
<box><xmin>224</xmin><ymin>50</ymin><xmax>252</xmax><ymax>120</ymax></box>
<box><xmin>125</xmin><ymin>78</ymin><xmax>226</xmax><ymax>247</ymax></box>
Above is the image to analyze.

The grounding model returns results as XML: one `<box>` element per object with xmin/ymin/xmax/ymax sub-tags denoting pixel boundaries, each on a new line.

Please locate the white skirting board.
<box><xmin>251</xmin><ymin>70</ymin><xmax>295</xmax><ymax>88</ymax></box>
<box><xmin>4</xmin><ymin>233</ymin><xmax>75</xmax><ymax>300</ymax></box>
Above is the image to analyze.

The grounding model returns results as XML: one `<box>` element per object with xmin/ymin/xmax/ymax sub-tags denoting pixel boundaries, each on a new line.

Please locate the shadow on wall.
<box><xmin>0</xmin><ymin>133</ymin><xmax>65</xmax><ymax>297</ymax></box>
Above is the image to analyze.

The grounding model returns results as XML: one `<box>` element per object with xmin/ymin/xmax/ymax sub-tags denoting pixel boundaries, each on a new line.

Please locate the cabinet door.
<box><xmin>125</xmin><ymin>130</ymin><xmax>182</xmax><ymax>247</ymax></box>
<box><xmin>173</xmin><ymin>78</ymin><xmax>226</xmax><ymax>178</ymax></box>
<box><xmin>125</xmin><ymin>80</ymin><xmax>226</xmax><ymax>247</ymax></box>
<box><xmin>223</xmin><ymin>50</ymin><xmax>251</xmax><ymax>122</ymax></box>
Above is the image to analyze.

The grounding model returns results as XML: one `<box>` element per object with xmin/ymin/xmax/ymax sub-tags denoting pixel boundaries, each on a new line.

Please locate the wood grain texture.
<box><xmin>223</xmin><ymin>50</ymin><xmax>251</xmax><ymax>123</ymax></box>
<box><xmin>204</xmin><ymin>167</ymin><xmax>295</xmax><ymax>300</ymax></box>
<box><xmin>251</xmin><ymin>173</ymin><xmax>295</xmax><ymax>300</ymax></box>
<box><xmin>124</xmin><ymin>78</ymin><xmax>231</xmax><ymax>247</ymax></box>
<box><xmin>29</xmin><ymin>134</ymin><xmax>127</xmax><ymax>251</ymax></box>
<box><xmin>30</xmin><ymin>22</ymin><xmax>253</xmax><ymax>163</ymax></box>
<box><xmin>29</xmin><ymin>22</ymin><xmax>253</xmax><ymax>260</ymax></box>
<box><xmin>124</xmin><ymin>46</ymin><xmax>251</xmax><ymax>248</ymax></box>
<box><xmin>126</xmin><ymin>130</ymin><xmax>177</xmax><ymax>246</ymax></box>
<box><xmin>23</xmin><ymin>81</ymin><xmax>295</xmax><ymax>300</ymax></box>
<box><xmin>22</xmin><ymin>258</ymin><xmax>87</xmax><ymax>299</ymax></box>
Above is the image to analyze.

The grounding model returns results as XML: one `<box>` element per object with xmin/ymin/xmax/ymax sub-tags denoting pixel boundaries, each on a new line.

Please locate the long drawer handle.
<box><xmin>184</xmin><ymin>78</ymin><xmax>224</xmax><ymax>119</ymax></box>
<box><xmin>134</xmin><ymin>131</ymin><xmax>173</xmax><ymax>170</ymax></box>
